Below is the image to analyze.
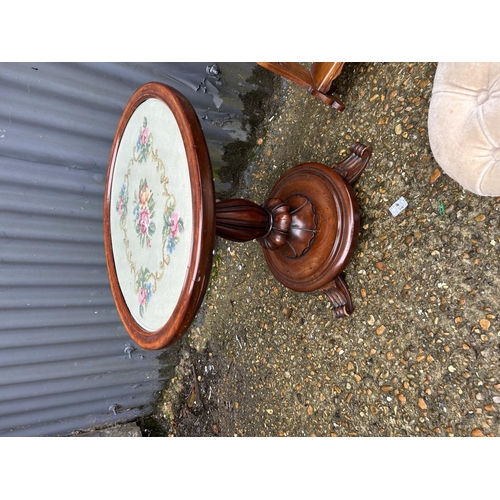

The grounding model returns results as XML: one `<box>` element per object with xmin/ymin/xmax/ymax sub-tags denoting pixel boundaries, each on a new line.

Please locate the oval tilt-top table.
<box><xmin>104</xmin><ymin>82</ymin><xmax>371</xmax><ymax>350</ymax></box>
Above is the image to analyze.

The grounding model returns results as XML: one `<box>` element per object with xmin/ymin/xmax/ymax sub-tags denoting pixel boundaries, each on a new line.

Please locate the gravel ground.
<box><xmin>141</xmin><ymin>62</ymin><xmax>500</xmax><ymax>437</ymax></box>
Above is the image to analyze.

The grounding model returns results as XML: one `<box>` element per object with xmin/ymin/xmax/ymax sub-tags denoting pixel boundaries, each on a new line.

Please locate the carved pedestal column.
<box><xmin>215</xmin><ymin>142</ymin><xmax>371</xmax><ymax>318</ymax></box>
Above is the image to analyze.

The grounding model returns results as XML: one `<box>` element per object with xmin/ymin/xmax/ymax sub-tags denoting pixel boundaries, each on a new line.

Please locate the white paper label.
<box><xmin>389</xmin><ymin>197</ymin><xmax>408</xmax><ymax>217</ymax></box>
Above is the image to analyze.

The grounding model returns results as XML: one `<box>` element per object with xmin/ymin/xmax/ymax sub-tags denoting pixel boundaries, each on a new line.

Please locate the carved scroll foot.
<box><xmin>321</xmin><ymin>275</ymin><xmax>354</xmax><ymax>318</ymax></box>
<box><xmin>333</xmin><ymin>142</ymin><xmax>372</xmax><ymax>184</ymax></box>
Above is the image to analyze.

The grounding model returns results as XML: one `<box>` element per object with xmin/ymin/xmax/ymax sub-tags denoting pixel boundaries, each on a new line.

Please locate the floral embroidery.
<box><xmin>115</xmin><ymin>114</ymin><xmax>186</xmax><ymax>321</ymax></box>
<box><xmin>163</xmin><ymin>205</ymin><xmax>184</xmax><ymax>254</ymax></box>
<box><xmin>136</xmin><ymin>118</ymin><xmax>152</xmax><ymax>163</ymax></box>
<box><xmin>115</xmin><ymin>182</ymin><xmax>128</xmax><ymax>226</ymax></box>
<box><xmin>135</xmin><ymin>267</ymin><xmax>153</xmax><ymax>317</ymax></box>
<box><xmin>133</xmin><ymin>178</ymin><xmax>156</xmax><ymax>248</ymax></box>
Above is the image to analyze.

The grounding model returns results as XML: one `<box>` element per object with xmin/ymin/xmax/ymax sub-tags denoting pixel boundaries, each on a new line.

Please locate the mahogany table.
<box><xmin>104</xmin><ymin>82</ymin><xmax>371</xmax><ymax>350</ymax></box>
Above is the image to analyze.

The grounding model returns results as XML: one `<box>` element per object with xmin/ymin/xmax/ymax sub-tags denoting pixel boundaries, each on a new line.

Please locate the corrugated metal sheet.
<box><xmin>0</xmin><ymin>62</ymin><xmax>261</xmax><ymax>436</ymax></box>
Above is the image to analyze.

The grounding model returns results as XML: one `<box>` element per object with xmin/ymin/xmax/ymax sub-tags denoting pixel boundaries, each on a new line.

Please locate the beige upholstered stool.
<box><xmin>428</xmin><ymin>62</ymin><xmax>500</xmax><ymax>196</ymax></box>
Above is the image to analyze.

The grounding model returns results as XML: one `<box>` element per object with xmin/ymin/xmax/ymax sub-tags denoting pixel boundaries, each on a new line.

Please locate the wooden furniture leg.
<box><xmin>257</xmin><ymin>62</ymin><xmax>345</xmax><ymax>111</ymax></box>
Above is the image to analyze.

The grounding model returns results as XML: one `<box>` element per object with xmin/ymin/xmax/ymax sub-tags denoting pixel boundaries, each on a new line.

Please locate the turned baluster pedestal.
<box><xmin>216</xmin><ymin>142</ymin><xmax>371</xmax><ymax>318</ymax></box>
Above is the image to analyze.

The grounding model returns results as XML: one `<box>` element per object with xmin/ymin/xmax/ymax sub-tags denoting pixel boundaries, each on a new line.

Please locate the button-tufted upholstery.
<box><xmin>428</xmin><ymin>62</ymin><xmax>500</xmax><ymax>196</ymax></box>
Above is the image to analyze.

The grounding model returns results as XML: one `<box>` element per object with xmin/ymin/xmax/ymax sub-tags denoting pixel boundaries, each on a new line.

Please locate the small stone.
<box><xmin>367</xmin><ymin>315</ymin><xmax>376</xmax><ymax>326</ymax></box>
<box><xmin>360</xmin><ymin>288</ymin><xmax>367</xmax><ymax>298</ymax></box>
<box><xmin>395</xmin><ymin>123</ymin><xmax>402</xmax><ymax>135</ymax></box>
<box><xmin>448</xmin><ymin>365</ymin><xmax>456</xmax><ymax>373</ymax></box>
<box><xmin>418</xmin><ymin>398</ymin><xmax>427</xmax><ymax>410</ymax></box>
<box><xmin>430</xmin><ymin>168</ymin><xmax>441</xmax><ymax>183</ymax></box>
<box><xmin>471</xmin><ymin>428</ymin><xmax>485</xmax><ymax>437</ymax></box>
<box><xmin>474</xmin><ymin>214</ymin><xmax>486</xmax><ymax>222</ymax></box>
<box><xmin>307</xmin><ymin>405</ymin><xmax>313</xmax><ymax>415</ymax></box>
<box><xmin>375</xmin><ymin>262</ymin><xmax>386</xmax><ymax>271</ymax></box>
<box><xmin>266</xmin><ymin>409</ymin><xmax>273</xmax><ymax>414</ymax></box>
<box><xmin>386</xmin><ymin>352</ymin><xmax>395</xmax><ymax>360</ymax></box>
<box><xmin>480</xmin><ymin>318</ymin><xmax>491</xmax><ymax>331</ymax></box>
<box><xmin>398</xmin><ymin>394</ymin><xmax>407</xmax><ymax>404</ymax></box>
<box><xmin>484</xmin><ymin>404</ymin><xmax>496</xmax><ymax>412</ymax></box>
<box><xmin>376</xmin><ymin>325</ymin><xmax>386</xmax><ymax>335</ymax></box>
<box><xmin>381</xmin><ymin>385</ymin><xmax>393</xmax><ymax>392</ymax></box>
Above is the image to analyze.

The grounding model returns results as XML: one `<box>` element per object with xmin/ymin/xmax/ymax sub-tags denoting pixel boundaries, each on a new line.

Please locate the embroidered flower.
<box><xmin>170</xmin><ymin>211</ymin><xmax>180</xmax><ymax>238</ymax></box>
<box><xmin>116</xmin><ymin>183</ymin><xmax>128</xmax><ymax>224</ymax></box>
<box><xmin>138</xmin><ymin>286</ymin><xmax>148</xmax><ymax>306</ymax></box>
<box><xmin>136</xmin><ymin>118</ymin><xmax>152</xmax><ymax>163</ymax></box>
<box><xmin>139</xmin><ymin>182</ymin><xmax>151</xmax><ymax>208</ymax></box>
<box><xmin>136</xmin><ymin>268</ymin><xmax>153</xmax><ymax>317</ymax></box>
<box><xmin>117</xmin><ymin>198</ymin><xmax>124</xmax><ymax>216</ymax></box>
<box><xmin>163</xmin><ymin>206</ymin><xmax>184</xmax><ymax>254</ymax></box>
<box><xmin>134</xmin><ymin>178</ymin><xmax>156</xmax><ymax>247</ymax></box>
<box><xmin>139</xmin><ymin>207</ymin><xmax>150</xmax><ymax>235</ymax></box>
<box><xmin>140</xmin><ymin>126</ymin><xmax>149</xmax><ymax>145</ymax></box>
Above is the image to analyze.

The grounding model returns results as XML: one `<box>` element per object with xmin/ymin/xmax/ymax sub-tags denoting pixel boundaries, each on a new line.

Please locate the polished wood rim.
<box><xmin>104</xmin><ymin>82</ymin><xmax>215</xmax><ymax>350</ymax></box>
